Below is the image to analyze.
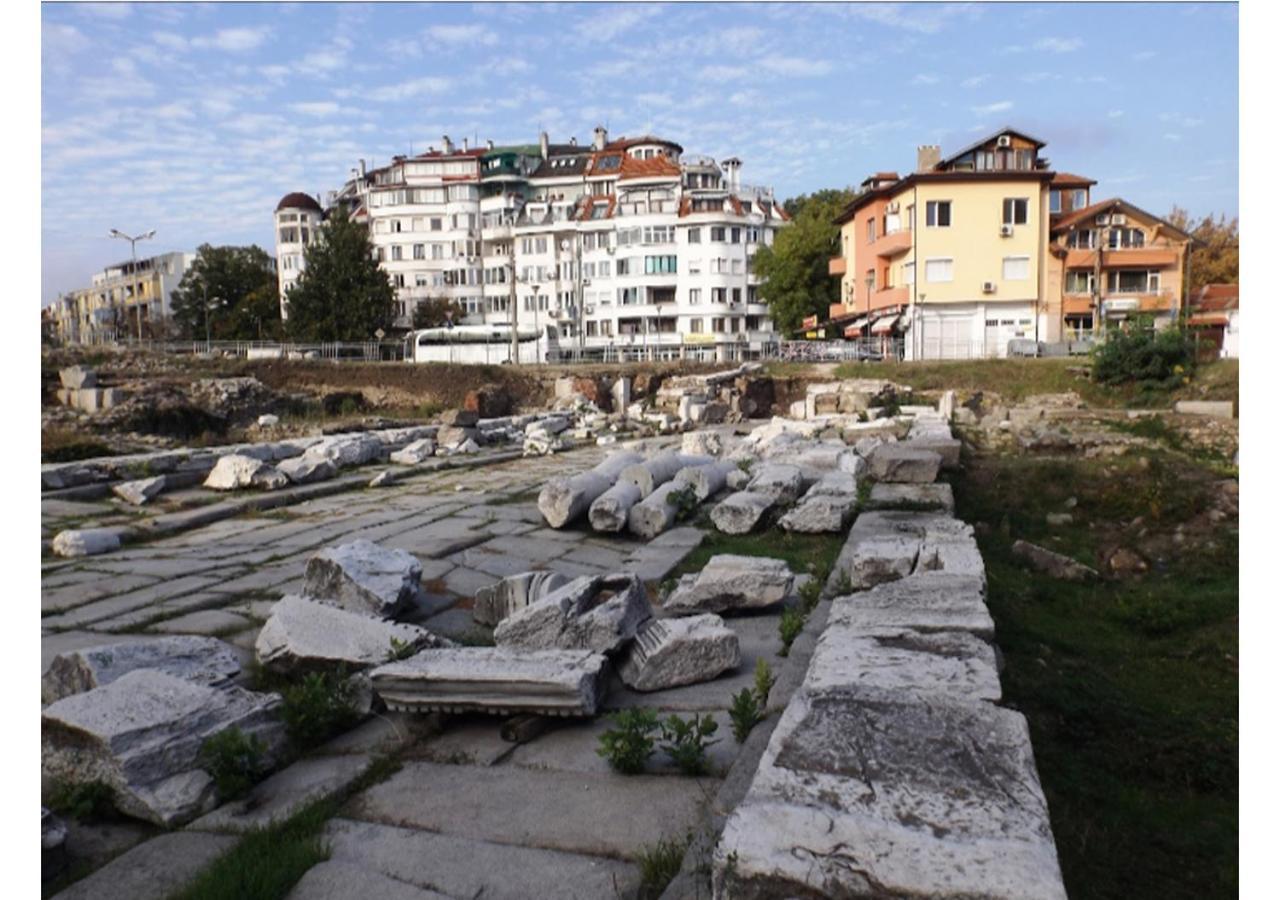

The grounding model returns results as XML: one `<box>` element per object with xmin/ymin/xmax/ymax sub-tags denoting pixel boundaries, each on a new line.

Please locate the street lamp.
<box><xmin>201</xmin><ymin>281</ymin><xmax>222</xmax><ymax>351</ymax></box>
<box><xmin>108</xmin><ymin>228</ymin><xmax>156</xmax><ymax>342</ymax></box>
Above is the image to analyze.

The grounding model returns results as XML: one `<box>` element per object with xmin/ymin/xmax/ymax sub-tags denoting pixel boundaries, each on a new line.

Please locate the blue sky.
<box><xmin>41</xmin><ymin>1</ymin><xmax>1239</xmax><ymax>304</ymax></box>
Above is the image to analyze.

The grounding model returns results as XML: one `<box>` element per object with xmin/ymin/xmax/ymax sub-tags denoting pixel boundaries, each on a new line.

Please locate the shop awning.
<box><xmin>871</xmin><ymin>314</ymin><xmax>901</xmax><ymax>335</ymax></box>
<box><xmin>1188</xmin><ymin>312</ymin><xmax>1230</xmax><ymax>327</ymax></box>
<box><xmin>842</xmin><ymin>316</ymin><xmax>869</xmax><ymax>338</ymax></box>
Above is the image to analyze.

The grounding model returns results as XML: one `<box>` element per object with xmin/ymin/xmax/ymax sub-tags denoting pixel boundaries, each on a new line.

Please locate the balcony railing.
<box><xmin>872</xmin><ymin>229</ymin><xmax>912</xmax><ymax>258</ymax></box>
<box><xmin>828</xmin><ymin>257</ymin><xmax>847</xmax><ymax>276</ymax></box>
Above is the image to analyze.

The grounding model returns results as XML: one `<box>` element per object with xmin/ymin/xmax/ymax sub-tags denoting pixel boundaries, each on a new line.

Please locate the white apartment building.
<box><xmin>275</xmin><ymin>127</ymin><xmax>787</xmax><ymax>355</ymax></box>
<box><xmin>274</xmin><ymin>193</ymin><xmax>324</xmax><ymax>318</ymax></box>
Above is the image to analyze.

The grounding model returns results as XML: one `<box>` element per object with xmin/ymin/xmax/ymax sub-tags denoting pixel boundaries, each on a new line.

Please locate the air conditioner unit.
<box><xmin>999</xmin><ymin>224</ymin><xmax>1014</xmax><ymax>237</ymax></box>
<box><xmin>1111</xmin><ymin>214</ymin><xmax>1127</xmax><ymax>225</ymax></box>
<box><xmin>585</xmin><ymin>305</ymin><xmax>595</xmax><ymax>315</ymax></box>
<box><xmin>996</xmin><ymin>135</ymin><xmax>1012</xmax><ymax>148</ymax></box>
<box><xmin>886</xmin><ymin>202</ymin><xmax>900</xmax><ymax>214</ymax></box>
<box><xmin>1095</xmin><ymin>214</ymin><xmax>1111</xmax><ymax>226</ymax></box>
<box><xmin>982</xmin><ymin>281</ymin><xmax>997</xmax><ymax>294</ymax></box>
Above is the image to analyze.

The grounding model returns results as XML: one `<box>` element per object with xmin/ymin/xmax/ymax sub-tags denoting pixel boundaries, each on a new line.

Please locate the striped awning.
<box><xmin>871</xmin><ymin>314</ymin><xmax>901</xmax><ymax>335</ymax></box>
<box><xmin>1188</xmin><ymin>312</ymin><xmax>1230</xmax><ymax>326</ymax></box>
<box><xmin>842</xmin><ymin>316</ymin><xmax>869</xmax><ymax>337</ymax></box>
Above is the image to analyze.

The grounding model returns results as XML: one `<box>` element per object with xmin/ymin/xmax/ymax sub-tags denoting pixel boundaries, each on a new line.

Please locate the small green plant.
<box><xmin>199</xmin><ymin>727</ymin><xmax>268</xmax><ymax>801</ymax></box>
<box><xmin>729</xmin><ymin>687</ymin><xmax>763</xmax><ymax>744</ymax></box>
<box><xmin>753</xmin><ymin>658</ymin><xmax>776</xmax><ymax>707</ymax></box>
<box><xmin>798</xmin><ymin>576</ymin><xmax>822</xmax><ymax>613</ymax></box>
<box><xmin>831</xmin><ymin>569</ymin><xmax>854</xmax><ymax>596</ymax></box>
<box><xmin>856</xmin><ymin>479</ymin><xmax>871</xmax><ymax>509</ymax></box>
<box><xmin>659</xmin><ymin>713</ymin><xmax>719</xmax><ymax>776</ymax></box>
<box><xmin>637</xmin><ymin>833</ymin><xmax>691</xmax><ymax>899</ymax></box>
<box><xmin>735</xmin><ymin>458</ymin><xmax>753</xmax><ymax>473</ymax></box>
<box><xmin>666</xmin><ymin>483</ymin><xmax>700</xmax><ymax>521</ymax></box>
<box><xmin>47</xmin><ymin>780</ymin><xmax>117</xmax><ymax>821</ymax></box>
<box><xmin>385</xmin><ymin>636</ymin><xmax>418</xmax><ymax>662</ymax></box>
<box><xmin>597</xmin><ymin>708</ymin><xmax>660</xmax><ymax>775</ymax></box>
<box><xmin>778</xmin><ymin>607</ymin><xmax>805</xmax><ymax>657</ymax></box>
<box><xmin>280</xmin><ymin>669</ymin><xmax>360</xmax><ymax>749</ymax></box>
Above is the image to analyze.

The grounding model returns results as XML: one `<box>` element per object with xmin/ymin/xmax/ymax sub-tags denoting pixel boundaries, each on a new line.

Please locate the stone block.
<box><xmin>869</xmin><ymin>444</ymin><xmax>942</xmax><ymax>483</ymax></box>
<box><xmin>52</xmin><ymin>528</ymin><xmax>121</xmax><ymax>558</ymax></box>
<box><xmin>494</xmin><ymin>573</ymin><xmax>650</xmax><ymax>654</ymax></box>
<box><xmin>618</xmin><ymin>614</ymin><xmax>740</xmax><ymax>692</ymax></box>
<box><xmin>663</xmin><ymin>554</ymin><xmax>793</xmax><ymax>615</ymax></box>
<box><xmin>710</xmin><ymin>491</ymin><xmax>773</xmax><ymax>535</ymax></box>
<box><xmin>42</xmin><ymin>635</ymin><xmax>241</xmax><ymax>705</ymax></box>
<box><xmin>302</xmin><ymin>539</ymin><xmax>423</xmax><ymax>618</ymax></box>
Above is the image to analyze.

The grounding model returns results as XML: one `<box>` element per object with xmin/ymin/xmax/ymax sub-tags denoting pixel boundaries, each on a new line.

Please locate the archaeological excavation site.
<box><xmin>39</xmin><ymin>355</ymin><xmax>1240</xmax><ymax>899</ymax></box>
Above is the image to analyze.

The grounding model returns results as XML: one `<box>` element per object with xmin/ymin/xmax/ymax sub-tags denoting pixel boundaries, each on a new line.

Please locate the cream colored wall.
<box><xmin>897</xmin><ymin>179</ymin><xmax>1047</xmax><ymax>305</ymax></box>
<box><xmin>838</xmin><ymin>219</ymin><xmax>858</xmax><ymax>302</ymax></box>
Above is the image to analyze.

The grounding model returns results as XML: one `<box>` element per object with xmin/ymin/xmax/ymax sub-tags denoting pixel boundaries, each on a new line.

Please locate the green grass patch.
<box><xmin>667</xmin><ymin>528</ymin><xmax>843</xmax><ymax>588</ymax></box>
<box><xmin>954</xmin><ymin>454</ymin><xmax>1237</xmax><ymax>899</ymax></box>
<box><xmin>636</xmin><ymin>833</ymin><xmax>691</xmax><ymax>900</ymax></box>
<box><xmin>43</xmin><ymin>429</ymin><xmax>115</xmax><ymax>463</ymax></box>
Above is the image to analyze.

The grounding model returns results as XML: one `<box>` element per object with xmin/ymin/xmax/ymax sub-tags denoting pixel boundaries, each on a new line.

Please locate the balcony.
<box><xmin>1063</xmin><ymin>248</ymin><xmax>1180</xmax><ymax>269</ymax></box>
<box><xmin>828</xmin><ymin>256</ymin><xmax>847</xmax><ymax>276</ymax></box>
<box><xmin>872</xmin><ymin>229</ymin><xmax>912</xmax><ymax>258</ymax></box>
<box><xmin>869</xmin><ymin>285</ymin><xmax>908</xmax><ymax>311</ymax></box>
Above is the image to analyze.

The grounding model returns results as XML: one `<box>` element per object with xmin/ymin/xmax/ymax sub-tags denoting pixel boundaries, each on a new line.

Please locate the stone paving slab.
<box><xmin>42</xmin><ymin>573</ymin><xmax>160</xmax><ymax>615</ymax></box>
<box><xmin>441</xmin><ymin>565</ymin><xmax>498</xmax><ymax>598</ymax></box>
<box><xmin>49</xmin><ymin>830</ymin><xmax>237</xmax><ymax>900</ymax></box>
<box><xmin>406</xmin><ymin>718</ymin><xmax>518</xmax><ymax>767</ymax></box>
<box><xmin>288</xmin><ymin>861</ymin><xmax>454</xmax><ymax>900</ymax></box>
<box><xmin>42</xmin><ymin>574</ymin><xmax>228</xmax><ymax>631</ymax></box>
<box><xmin>189</xmin><ymin>754</ymin><xmax>372</xmax><ymax>834</ymax></box>
<box><xmin>349</xmin><ymin>760</ymin><xmax>718</xmax><ymax>860</ymax></box>
<box><xmin>321</xmin><ymin>818</ymin><xmax>641</xmax><ymax>900</ymax></box>
<box><xmin>151</xmin><ymin>608</ymin><xmax>254</xmax><ymax>636</ymax></box>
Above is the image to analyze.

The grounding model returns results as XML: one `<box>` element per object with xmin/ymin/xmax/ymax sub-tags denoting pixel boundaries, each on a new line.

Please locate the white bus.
<box><xmin>404</xmin><ymin>323</ymin><xmax>560</xmax><ymax>365</ymax></box>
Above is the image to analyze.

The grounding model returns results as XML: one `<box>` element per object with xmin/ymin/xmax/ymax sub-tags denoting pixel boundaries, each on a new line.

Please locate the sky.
<box><xmin>40</xmin><ymin>1</ymin><xmax>1239</xmax><ymax>305</ymax></box>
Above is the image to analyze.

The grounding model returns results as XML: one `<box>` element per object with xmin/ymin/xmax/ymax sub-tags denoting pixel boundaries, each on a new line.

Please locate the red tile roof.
<box><xmin>1188</xmin><ymin>284</ymin><xmax>1239</xmax><ymax>311</ymax></box>
<box><xmin>1051</xmin><ymin>172</ymin><xmax>1097</xmax><ymax>187</ymax></box>
<box><xmin>618</xmin><ymin>155</ymin><xmax>682</xmax><ymax>181</ymax></box>
<box><xmin>276</xmin><ymin>192</ymin><xmax>322</xmax><ymax>213</ymax></box>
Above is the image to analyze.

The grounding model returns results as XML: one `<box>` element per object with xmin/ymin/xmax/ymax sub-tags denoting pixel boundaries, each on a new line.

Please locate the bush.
<box><xmin>385</xmin><ymin>637</ymin><xmax>418</xmax><ymax>662</ymax></box>
<box><xmin>729</xmin><ymin>688</ymin><xmax>763</xmax><ymax>744</ymax></box>
<box><xmin>1092</xmin><ymin>320</ymin><xmax>1195</xmax><ymax>390</ymax></box>
<box><xmin>597</xmin><ymin>708</ymin><xmax>660</xmax><ymax>775</ymax></box>
<box><xmin>199</xmin><ymin>727</ymin><xmax>268</xmax><ymax>800</ymax></box>
<box><xmin>778</xmin><ymin>607</ymin><xmax>805</xmax><ymax>656</ymax></box>
<box><xmin>797</xmin><ymin>576</ymin><xmax>822</xmax><ymax>614</ymax></box>
<box><xmin>659</xmin><ymin>713</ymin><xmax>719</xmax><ymax>776</ymax></box>
<box><xmin>47</xmin><ymin>780</ymin><xmax>117</xmax><ymax>821</ymax></box>
<box><xmin>666</xmin><ymin>483</ymin><xmax>700</xmax><ymax>521</ymax></box>
<box><xmin>280</xmin><ymin>670</ymin><xmax>360</xmax><ymax>749</ymax></box>
<box><xmin>753</xmin><ymin>658</ymin><xmax>777</xmax><ymax>707</ymax></box>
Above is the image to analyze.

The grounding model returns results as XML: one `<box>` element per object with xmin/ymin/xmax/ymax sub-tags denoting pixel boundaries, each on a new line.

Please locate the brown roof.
<box><xmin>1051</xmin><ymin>172</ymin><xmax>1097</xmax><ymax>188</ymax></box>
<box><xmin>835</xmin><ymin>168</ymin><xmax>1052</xmax><ymax>224</ymax></box>
<box><xmin>1051</xmin><ymin>197</ymin><xmax>1193</xmax><ymax>239</ymax></box>
<box><xmin>276</xmin><ymin>192</ymin><xmax>322</xmax><ymax>213</ymax></box>
<box><xmin>1188</xmin><ymin>284</ymin><xmax>1239</xmax><ymax>311</ymax></box>
<box><xmin>603</xmin><ymin>135</ymin><xmax>684</xmax><ymax>154</ymax></box>
<box><xmin>618</xmin><ymin>155</ymin><xmax>682</xmax><ymax>181</ymax></box>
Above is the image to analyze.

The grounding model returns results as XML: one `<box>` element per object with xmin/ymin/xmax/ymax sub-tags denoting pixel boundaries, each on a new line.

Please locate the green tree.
<box><xmin>169</xmin><ymin>244</ymin><xmax>280</xmax><ymax>340</ymax></box>
<box><xmin>411</xmin><ymin>295</ymin><xmax>463</xmax><ymax>329</ymax></box>
<box><xmin>754</xmin><ymin>188</ymin><xmax>856</xmax><ymax>334</ymax></box>
<box><xmin>1167</xmin><ymin>206</ymin><xmax>1239</xmax><ymax>293</ymax></box>
<box><xmin>284</xmin><ymin>209</ymin><xmax>395</xmax><ymax>341</ymax></box>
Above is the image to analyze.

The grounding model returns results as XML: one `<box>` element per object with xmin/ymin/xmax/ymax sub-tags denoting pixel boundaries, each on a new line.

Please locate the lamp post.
<box><xmin>108</xmin><ymin>228</ymin><xmax>155</xmax><ymax>342</ymax></box>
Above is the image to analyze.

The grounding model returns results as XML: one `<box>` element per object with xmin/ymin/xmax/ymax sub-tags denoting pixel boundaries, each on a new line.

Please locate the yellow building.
<box><xmin>832</xmin><ymin>128</ymin><xmax>1054</xmax><ymax>359</ymax></box>
<box><xmin>47</xmin><ymin>251</ymin><xmax>196</xmax><ymax>345</ymax></box>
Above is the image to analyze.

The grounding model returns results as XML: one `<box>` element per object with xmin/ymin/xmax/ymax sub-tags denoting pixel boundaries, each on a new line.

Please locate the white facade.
<box><xmin>274</xmin><ymin>194</ymin><xmax>324</xmax><ymax>319</ymax></box>
<box><xmin>277</xmin><ymin>130</ymin><xmax>787</xmax><ymax>354</ymax></box>
<box><xmin>50</xmin><ymin>250</ymin><xmax>196</xmax><ymax>344</ymax></box>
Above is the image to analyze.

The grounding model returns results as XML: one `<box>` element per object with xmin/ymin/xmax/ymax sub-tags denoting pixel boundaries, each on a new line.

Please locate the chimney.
<box><xmin>721</xmin><ymin>157</ymin><xmax>742</xmax><ymax>193</ymax></box>
<box><xmin>593</xmin><ymin>125</ymin><xmax>607</xmax><ymax>151</ymax></box>
<box><xmin>539</xmin><ymin>131</ymin><xmax>549</xmax><ymax>160</ymax></box>
<box><xmin>569</xmin><ymin>136</ymin><xmax>577</xmax><ymax>147</ymax></box>
<box><xmin>358</xmin><ymin>158</ymin><xmax>366</xmax><ymax>178</ymax></box>
<box><xmin>916</xmin><ymin>144</ymin><xmax>941</xmax><ymax>173</ymax></box>
<box><xmin>487</xmin><ymin>139</ymin><xmax>494</xmax><ymax>150</ymax></box>
<box><xmin>462</xmin><ymin>137</ymin><xmax>469</xmax><ymax>151</ymax></box>
<box><xmin>442</xmin><ymin>135</ymin><xmax>454</xmax><ymax>154</ymax></box>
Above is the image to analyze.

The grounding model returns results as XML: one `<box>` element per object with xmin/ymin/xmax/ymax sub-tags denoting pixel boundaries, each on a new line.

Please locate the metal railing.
<box><xmin>775</xmin><ymin>339</ymin><xmax>903</xmax><ymax>363</ymax></box>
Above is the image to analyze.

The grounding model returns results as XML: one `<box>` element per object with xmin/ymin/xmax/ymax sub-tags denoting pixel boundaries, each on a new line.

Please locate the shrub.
<box><xmin>659</xmin><ymin>713</ymin><xmax>719</xmax><ymax>776</ymax></box>
<box><xmin>199</xmin><ymin>727</ymin><xmax>268</xmax><ymax>800</ymax></box>
<box><xmin>666</xmin><ymin>483</ymin><xmax>700</xmax><ymax>521</ymax></box>
<box><xmin>597</xmin><ymin>708</ymin><xmax>660</xmax><ymax>775</ymax></box>
<box><xmin>280</xmin><ymin>669</ymin><xmax>360</xmax><ymax>749</ymax></box>
<box><xmin>729</xmin><ymin>688</ymin><xmax>763</xmax><ymax>744</ymax></box>
<box><xmin>384</xmin><ymin>637</ymin><xmax>418</xmax><ymax>662</ymax></box>
<box><xmin>778</xmin><ymin>607</ymin><xmax>805</xmax><ymax>656</ymax></box>
<box><xmin>753</xmin><ymin>658</ymin><xmax>777</xmax><ymax>707</ymax></box>
<box><xmin>1091</xmin><ymin>320</ymin><xmax>1195</xmax><ymax>390</ymax></box>
<box><xmin>637</xmin><ymin>833</ymin><xmax>691</xmax><ymax>900</ymax></box>
<box><xmin>47</xmin><ymin>780</ymin><xmax>117</xmax><ymax>821</ymax></box>
<box><xmin>798</xmin><ymin>576</ymin><xmax>822</xmax><ymax>614</ymax></box>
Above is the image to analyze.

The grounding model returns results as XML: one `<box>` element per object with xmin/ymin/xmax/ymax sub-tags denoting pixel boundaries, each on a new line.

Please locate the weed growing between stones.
<box><xmin>666</xmin><ymin>483</ymin><xmax>700</xmax><ymax>522</ymax></box>
<box><xmin>729</xmin><ymin>688</ymin><xmax>762</xmax><ymax>744</ymax></box>
<box><xmin>798</xmin><ymin>576</ymin><xmax>823</xmax><ymax>614</ymax></box>
<box><xmin>597</xmin><ymin>708</ymin><xmax>660</xmax><ymax>775</ymax></box>
<box><xmin>279</xmin><ymin>670</ymin><xmax>360</xmax><ymax>750</ymax></box>
<box><xmin>636</xmin><ymin>833</ymin><xmax>691</xmax><ymax>900</ymax></box>
<box><xmin>199</xmin><ymin>727</ymin><xmax>268</xmax><ymax>801</ymax></box>
<box><xmin>659</xmin><ymin>714</ymin><xmax>719</xmax><ymax>776</ymax></box>
<box><xmin>384</xmin><ymin>637</ymin><xmax>418</xmax><ymax>662</ymax></box>
<box><xmin>46</xmin><ymin>779</ymin><xmax>118</xmax><ymax>821</ymax></box>
<box><xmin>753</xmin><ymin>658</ymin><xmax>776</xmax><ymax>705</ymax></box>
<box><xmin>777</xmin><ymin>607</ymin><xmax>805</xmax><ymax>656</ymax></box>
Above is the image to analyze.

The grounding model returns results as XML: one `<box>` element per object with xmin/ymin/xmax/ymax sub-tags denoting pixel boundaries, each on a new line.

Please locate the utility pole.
<box><xmin>1093</xmin><ymin>216</ymin><xmax>1108</xmax><ymax>339</ymax></box>
<box><xmin>109</xmin><ymin>228</ymin><xmax>155</xmax><ymax>342</ymax></box>
<box><xmin>508</xmin><ymin>243</ymin><xmax>519</xmax><ymax>364</ymax></box>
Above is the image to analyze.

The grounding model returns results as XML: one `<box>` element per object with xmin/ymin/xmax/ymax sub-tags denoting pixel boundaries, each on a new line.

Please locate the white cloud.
<box><xmin>573</xmin><ymin>5</ymin><xmax>660</xmax><ymax>41</ymax></box>
<box><xmin>763</xmin><ymin>57</ymin><xmax>832</xmax><ymax>77</ymax></box>
<box><xmin>192</xmin><ymin>27</ymin><xmax>271</xmax><ymax>53</ymax></box>
<box><xmin>289</xmin><ymin>101</ymin><xmax>341</xmax><ymax>117</ymax></box>
<box><xmin>837</xmin><ymin>3</ymin><xmax>978</xmax><ymax>35</ymax></box>
<box><xmin>961</xmin><ymin>73</ymin><xmax>990</xmax><ymax>88</ymax></box>
<box><xmin>425</xmin><ymin>24</ymin><xmax>498</xmax><ymax>46</ymax></box>
<box><xmin>912</xmin><ymin>73</ymin><xmax>941</xmax><ymax>85</ymax></box>
<box><xmin>1108</xmin><ymin>109</ymin><xmax>1125</xmax><ymax>118</ymax></box>
<box><xmin>721</xmin><ymin>26</ymin><xmax>766</xmax><ymax>54</ymax></box>
<box><xmin>259</xmin><ymin>64</ymin><xmax>292</xmax><ymax>82</ymax></box>
<box><xmin>1036</xmin><ymin>37</ymin><xmax>1083</xmax><ymax>53</ymax></box>
<box><xmin>79</xmin><ymin>3</ymin><xmax>132</xmax><ymax>20</ymax></box>
<box><xmin>152</xmin><ymin>31</ymin><xmax>188</xmax><ymax>51</ymax></box>
<box><xmin>1164</xmin><ymin>133</ymin><xmax>1182</xmax><ymax>142</ymax></box>
<box><xmin>636</xmin><ymin>92</ymin><xmax>672</xmax><ymax>106</ymax></box>
<box><xmin>1160</xmin><ymin>112</ymin><xmax>1205</xmax><ymax>129</ymax></box>
<box><xmin>43</xmin><ymin>23</ymin><xmax>90</xmax><ymax>70</ymax></box>
<box><xmin>971</xmin><ymin>100</ymin><xmax>1013</xmax><ymax>115</ymax></box>
<box><xmin>699</xmin><ymin>64</ymin><xmax>749</xmax><ymax>83</ymax></box>
<box><xmin>1133</xmin><ymin>49</ymin><xmax>1157</xmax><ymax>61</ymax></box>
<box><xmin>368</xmin><ymin>76</ymin><xmax>452</xmax><ymax>102</ymax></box>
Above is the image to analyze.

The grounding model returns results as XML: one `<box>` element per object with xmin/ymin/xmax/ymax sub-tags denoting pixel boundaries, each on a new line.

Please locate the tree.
<box><xmin>754</xmin><ymin>188</ymin><xmax>856</xmax><ymax>335</ymax></box>
<box><xmin>411</xmin><ymin>296</ymin><xmax>462</xmax><ymax>330</ymax></box>
<box><xmin>284</xmin><ymin>209</ymin><xmax>395</xmax><ymax>342</ymax></box>
<box><xmin>1167</xmin><ymin>206</ymin><xmax>1239</xmax><ymax>293</ymax></box>
<box><xmin>169</xmin><ymin>244</ymin><xmax>280</xmax><ymax>340</ymax></box>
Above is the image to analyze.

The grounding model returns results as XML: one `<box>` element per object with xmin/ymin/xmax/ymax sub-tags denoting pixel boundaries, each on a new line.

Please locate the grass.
<box><xmin>666</xmin><ymin>527</ymin><xmax>844</xmax><ymax>589</ymax></box>
<box><xmin>169</xmin><ymin>754</ymin><xmax>403</xmax><ymax>900</ymax></box>
<box><xmin>830</xmin><ymin>356</ymin><xmax>1238</xmax><ymax>410</ymax></box>
<box><xmin>636</xmin><ymin>833</ymin><xmax>692</xmax><ymax>900</ymax></box>
<box><xmin>953</xmin><ymin>453</ymin><xmax>1237</xmax><ymax>899</ymax></box>
<box><xmin>43</xmin><ymin>428</ymin><xmax>115</xmax><ymax>463</ymax></box>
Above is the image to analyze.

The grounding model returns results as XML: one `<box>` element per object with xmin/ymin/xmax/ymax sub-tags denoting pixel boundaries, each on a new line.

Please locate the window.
<box><xmin>430</xmin><ymin>218</ymin><xmax>443</xmax><ymax>231</ymax></box>
<box><xmin>618</xmin><ymin>287</ymin><xmax>639</xmax><ymax>305</ymax></box>
<box><xmin>1108</xmin><ymin>270</ymin><xmax>1160</xmax><ymax>294</ymax></box>
<box><xmin>1065</xmin><ymin>271</ymin><xmax>1095</xmax><ymax>294</ymax></box>
<box><xmin>730</xmin><ymin>227</ymin><xmax>741</xmax><ymax>244</ymax></box>
<box><xmin>1065</xmin><ymin>229</ymin><xmax>1095</xmax><ymax>249</ymax></box>
<box><xmin>710</xmin><ymin>258</ymin><xmax>728</xmax><ymax>274</ymax></box>
<box><xmin>598</xmin><ymin>260</ymin><xmax>611</xmax><ymax>277</ymax></box>
<box><xmin>687</xmin><ymin>258</ymin><xmax>701</xmax><ymax>275</ymax></box>
<box><xmin>690</xmin><ymin>317</ymin><xmax>704</xmax><ymax>333</ymax></box>
<box><xmin>924</xmin><ymin>258</ymin><xmax>953</xmax><ymax>282</ymax></box>
<box><xmin>391</xmin><ymin>245</ymin><xmax>403</xmax><ymax>261</ymax></box>
<box><xmin>687</xmin><ymin>227</ymin><xmax>702</xmax><ymax>244</ymax></box>
<box><xmin>712</xmin><ymin>317</ymin><xmax>726</xmax><ymax>333</ymax></box>
<box><xmin>413</xmin><ymin>244</ymin><xmax>425</xmax><ymax>260</ymax></box>
<box><xmin>392</xmin><ymin>220</ymin><xmax>403</xmax><ymax>233</ymax></box>
<box><xmin>1049</xmin><ymin>191</ymin><xmax>1062</xmax><ymax>214</ymax></box>
<box><xmin>731</xmin><ymin>287</ymin><xmax>742</xmax><ymax>304</ymax></box>
<box><xmin>1072</xmin><ymin>189</ymin><xmax>1087</xmax><ymax>208</ymax></box>
<box><xmin>689</xmin><ymin>288</ymin><xmax>702</xmax><ymax>304</ymax></box>
<box><xmin>747</xmin><ymin>285</ymin><xmax>758</xmax><ymax>303</ymax></box>
<box><xmin>415</xmin><ymin>274</ymin><xmax>428</xmax><ymax>287</ymax></box>
<box><xmin>1108</xmin><ymin>227</ymin><xmax>1146</xmax><ymax>249</ymax></box>
<box><xmin>711</xmin><ymin>287</ymin><xmax>727</xmax><ymax>303</ymax></box>
<box><xmin>392</xmin><ymin>273</ymin><xmax>405</xmax><ymax>287</ymax></box>
<box><xmin>731</xmin><ymin>259</ymin><xmax>743</xmax><ymax>274</ymax></box>
<box><xmin>645</xmin><ymin>255</ymin><xmax>677</xmax><ymax>274</ymax></box>
<box><xmin>616</xmin><ymin>258</ymin><xmax>633</xmax><ymax>276</ymax></box>
<box><xmin>710</xmin><ymin>226</ymin><xmax>726</xmax><ymax>242</ymax></box>
<box><xmin>1002</xmin><ymin>256</ymin><xmax>1030</xmax><ymax>280</ymax></box>
<box><xmin>926</xmin><ymin>201</ymin><xmax>951</xmax><ymax>227</ymax></box>
<box><xmin>903</xmin><ymin>261</ymin><xmax>915</xmax><ymax>285</ymax></box>
<box><xmin>867</xmin><ymin>218</ymin><xmax>876</xmax><ymax>243</ymax></box>
<box><xmin>1003</xmin><ymin>198</ymin><xmax>1029</xmax><ymax>226</ymax></box>
<box><xmin>432</xmin><ymin>244</ymin><xmax>445</xmax><ymax>259</ymax></box>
